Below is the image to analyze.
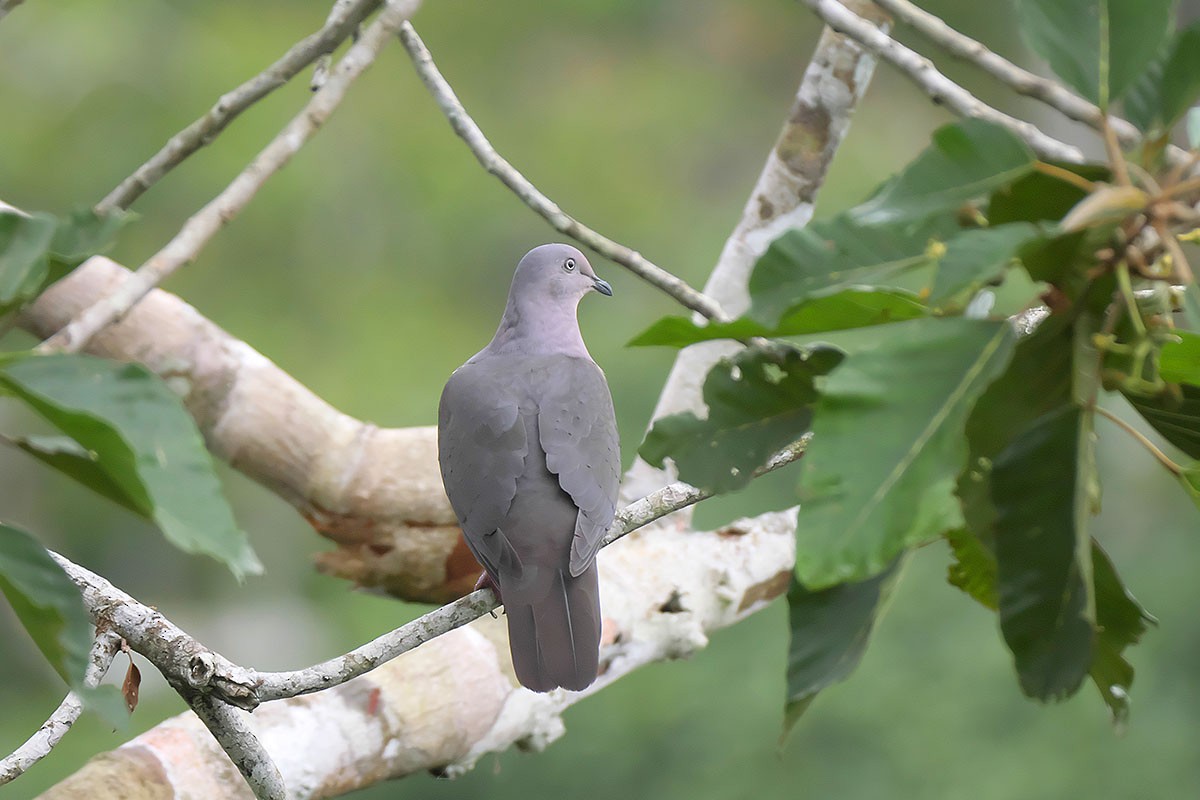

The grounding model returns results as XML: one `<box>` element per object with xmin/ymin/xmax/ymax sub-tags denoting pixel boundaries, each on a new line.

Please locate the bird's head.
<box><xmin>511</xmin><ymin>243</ymin><xmax>613</xmax><ymax>305</ymax></box>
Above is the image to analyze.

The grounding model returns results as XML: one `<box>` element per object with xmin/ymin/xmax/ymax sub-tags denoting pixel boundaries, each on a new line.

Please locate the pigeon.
<box><xmin>437</xmin><ymin>243</ymin><xmax>620</xmax><ymax>692</ymax></box>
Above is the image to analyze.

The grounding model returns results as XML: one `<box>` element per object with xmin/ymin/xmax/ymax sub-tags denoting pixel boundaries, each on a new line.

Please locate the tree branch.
<box><xmin>37</xmin><ymin>0</ymin><xmax>423</xmax><ymax>356</ymax></box>
<box><xmin>0</xmin><ymin>631</ymin><xmax>120</xmax><ymax>786</ymax></box>
<box><xmin>870</xmin><ymin>0</ymin><xmax>1137</xmax><ymax>142</ymax></box>
<box><xmin>621</xmin><ymin>0</ymin><xmax>889</xmax><ymax>503</ymax></box>
<box><xmin>396</xmin><ymin>22</ymin><xmax>730</xmax><ymax>322</ymax></box>
<box><xmin>45</xmin><ymin>439</ymin><xmax>804</xmax><ymax>714</ymax></box>
<box><xmin>189</xmin><ymin>697</ymin><xmax>286</xmax><ymax>800</ymax></box>
<box><xmin>40</xmin><ymin>502</ymin><xmax>798</xmax><ymax>799</ymax></box>
<box><xmin>19</xmin><ymin>255</ymin><xmax>487</xmax><ymax>603</ymax></box>
<box><xmin>96</xmin><ymin>0</ymin><xmax>383</xmax><ymax>213</ymax></box>
<box><xmin>799</xmin><ymin>0</ymin><xmax>1085</xmax><ymax>163</ymax></box>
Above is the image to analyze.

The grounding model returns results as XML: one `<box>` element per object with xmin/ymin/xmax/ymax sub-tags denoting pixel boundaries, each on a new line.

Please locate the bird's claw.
<box><xmin>474</xmin><ymin>571</ymin><xmax>503</xmax><ymax>617</ymax></box>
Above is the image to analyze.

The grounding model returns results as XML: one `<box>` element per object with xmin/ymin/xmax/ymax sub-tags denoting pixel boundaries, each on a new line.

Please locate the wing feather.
<box><xmin>537</xmin><ymin>358</ymin><xmax>621</xmax><ymax>576</ymax></box>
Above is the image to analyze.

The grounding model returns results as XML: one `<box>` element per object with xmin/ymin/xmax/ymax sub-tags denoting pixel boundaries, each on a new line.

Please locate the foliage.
<box><xmin>0</xmin><ymin>209</ymin><xmax>256</xmax><ymax>716</ymax></box>
<box><xmin>637</xmin><ymin>6</ymin><xmax>1200</xmax><ymax>730</ymax></box>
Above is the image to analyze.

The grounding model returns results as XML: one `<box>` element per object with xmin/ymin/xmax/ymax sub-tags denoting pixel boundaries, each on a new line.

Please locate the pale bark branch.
<box><xmin>800</xmin><ymin>0</ymin><xmax>1085</xmax><ymax>163</ymax></box>
<box><xmin>871</xmin><ymin>0</ymin><xmax>1134</xmax><ymax>142</ymax></box>
<box><xmin>396</xmin><ymin>22</ymin><xmax>731</xmax><ymax>323</ymax></box>
<box><xmin>45</xmin><ymin>440</ymin><xmax>804</xmax><ymax>712</ymax></box>
<box><xmin>97</xmin><ymin>0</ymin><xmax>382</xmax><ymax>213</ymax></box>
<box><xmin>189</xmin><ymin>697</ymin><xmax>287</xmax><ymax>800</ymax></box>
<box><xmin>0</xmin><ymin>632</ymin><xmax>120</xmax><ymax>786</ymax></box>
<box><xmin>36</xmin><ymin>0</ymin><xmax>423</xmax><ymax>356</ymax></box>
<box><xmin>621</xmin><ymin>0</ymin><xmax>889</xmax><ymax>504</ymax></box>
<box><xmin>870</xmin><ymin>0</ymin><xmax>1190</xmax><ymax>168</ymax></box>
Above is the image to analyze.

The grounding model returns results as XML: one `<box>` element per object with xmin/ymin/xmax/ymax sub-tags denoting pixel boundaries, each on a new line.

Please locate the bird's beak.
<box><xmin>592</xmin><ymin>278</ymin><xmax>613</xmax><ymax>297</ymax></box>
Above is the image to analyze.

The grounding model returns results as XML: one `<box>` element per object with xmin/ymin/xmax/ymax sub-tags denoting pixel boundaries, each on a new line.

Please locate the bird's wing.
<box><xmin>537</xmin><ymin>357</ymin><xmax>621</xmax><ymax>577</ymax></box>
<box><xmin>438</xmin><ymin>362</ymin><xmax>528</xmax><ymax>578</ymax></box>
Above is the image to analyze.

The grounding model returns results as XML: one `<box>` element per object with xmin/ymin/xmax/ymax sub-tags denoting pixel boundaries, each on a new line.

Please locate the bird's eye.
<box><xmin>564</xmin><ymin>258</ymin><xmax>576</xmax><ymax>272</ymax></box>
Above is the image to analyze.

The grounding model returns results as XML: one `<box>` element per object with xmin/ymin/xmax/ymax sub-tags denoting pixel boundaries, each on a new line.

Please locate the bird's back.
<box><xmin>438</xmin><ymin>352</ymin><xmax>612</xmax><ymax>690</ymax></box>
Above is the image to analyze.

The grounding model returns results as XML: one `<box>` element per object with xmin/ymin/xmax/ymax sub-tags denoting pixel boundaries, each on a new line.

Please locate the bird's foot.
<box><xmin>474</xmin><ymin>572</ymin><xmax>503</xmax><ymax>617</ymax></box>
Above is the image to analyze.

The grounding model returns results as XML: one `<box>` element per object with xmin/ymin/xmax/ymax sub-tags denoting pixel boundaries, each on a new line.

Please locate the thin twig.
<box><xmin>0</xmin><ymin>631</ymin><xmax>121</xmax><ymax>786</ymax></box>
<box><xmin>50</xmin><ymin>438</ymin><xmax>806</xmax><ymax>709</ymax></box>
<box><xmin>190</xmin><ymin>697</ymin><xmax>287</xmax><ymax>800</ymax></box>
<box><xmin>396</xmin><ymin>22</ymin><xmax>730</xmax><ymax>322</ymax></box>
<box><xmin>38</xmin><ymin>0</ymin><xmax>423</xmax><ymax>356</ymax></box>
<box><xmin>871</xmin><ymin>0</ymin><xmax>1139</xmax><ymax>145</ymax></box>
<box><xmin>800</xmin><ymin>0</ymin><xmax>1084</xmax><ymax>163</ymax></box>
<box><xmin>1095</xmin><ymin>405</ymin><xmax>1183</xmax><ymax>476</ymax></box>
<box><xmin>97</xmin><ymin>0</ymin><xmax>383</xmax><ymax>212</ymax></box>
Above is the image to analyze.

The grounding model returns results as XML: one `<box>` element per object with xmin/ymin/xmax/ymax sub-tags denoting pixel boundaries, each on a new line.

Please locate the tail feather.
<box><xmin>505</xmin><ymin>565</ymin><xmax>600</xmax><ymax>692</ymax></box>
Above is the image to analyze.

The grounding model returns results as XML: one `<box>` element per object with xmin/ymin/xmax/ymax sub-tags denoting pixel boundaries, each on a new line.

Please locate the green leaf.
<box><xmin>629</xmin><ymin>289</ymin><xmax>927</xmax><ymax>348</ymax></box>
<box><xmin>1124</xmin><ymin>22</ymin><xmax>1200</xmax><ymax>133</ymax></box>
<box><xmin>783</xmin><ymin>558</ymin><xmax>904</xmax><ymax>736</ymax></box>
<box><xmin>639</xmin><ymin>344</ymin><xmax>841</xmax><ymax>493</ymax></box>
<box><xmin>1016</xmin><ymin>0</ymin><xmax>1173</xmax><ymax>107</ymax></box>
<box><xmin>852</xmin><ymin>120</ymin><xmax>1036</xmax><ymax>225</ymax></box>
<box><xmin>795</xmin><ymin>318</ymin><xmax>1016</xmax><ymax>588</ymax></box>
<box><xmin>8</xmin><ymin>435</ymin><xmax>143</xmax><ymax>515</ymax></box>
<box><xmin>49</xmin><ymin>208</ymin><xmax>128</xmax><ymax>264</ymax></box>
<box><xmin>1179</xmin><ymin>463</ymin><xmax>1200</xmax><ymax>510</ymax></box>
<box><xmin>988</xmin><ymin>164</ymin><xmax>1110</xmax><ymax>226</ymax></box>
<box><xmin>929</xmin><ymin>223</ymin><xmax>1039</xmax><ymax>309</ymax></box>
<box><xmin>993</xmin><ymin>406</ymin><xmax>1095</xmax><ymax>701</ymax></box>
<box><xmin>0</xmin><ymin>522</ymin><xmax>92</xmax><ymax>687</ymax></box>
<box><xmin>0</xmin><ymin>211</ymin><xmax>57</xmax><ymax>315</ymax></box>
<box><xmin>1160</xmin><ymin>331</ymin><xmax>1200</xmax><ymax>384</ymax></box>
<box><xmin>1089</xmin><ymin>541</ymin><xmax>1154</xmax><ymax>725</ymax></box>
<box><xmin>1124</xmin><ymin>383</ymin><xmax>1200</xmax><ymax>458</ymax></box>
<box><xmin>748</xmin><ymin>215</ymin><xmax>940</xmax><ymax>326</ymax></box>
<box><xmin>946</xmin><ymin>526</ymin><xmax>998</xmax><ymax>609</ymax></box>
<box><xmin>0</xmin><ymin>354</ymin><xmax>262</xmax><ymax>578</ymax></box>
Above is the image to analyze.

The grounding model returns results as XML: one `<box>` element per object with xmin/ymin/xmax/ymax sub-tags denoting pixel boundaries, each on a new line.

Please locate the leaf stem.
<box><xmin>1033</xmin><ymin>161</ymin><xmax>1097</xmax><ymax>193</ymax></box>
<box><xmin>1101</xmin><ymin>116</ymin><xmax>1131</xmax><ymax>188</ymax></box>
<box><xmin>1094</xmin><ymin>405</ymin><xmax>1183</xmax><ymax>476</ymax></box>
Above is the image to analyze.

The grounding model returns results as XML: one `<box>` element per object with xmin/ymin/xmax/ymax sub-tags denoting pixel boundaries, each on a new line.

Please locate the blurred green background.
<box><xmin>1</xmin><ymin>1</ymin><xmax>1197</xmax><ymax>797</ymax></box>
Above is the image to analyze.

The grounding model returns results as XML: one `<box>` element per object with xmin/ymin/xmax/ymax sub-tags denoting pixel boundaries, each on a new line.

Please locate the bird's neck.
<box><xmin>483</xmin><ymin>296</ymin><xmax>591</xmax><ymax>358</ymax></box>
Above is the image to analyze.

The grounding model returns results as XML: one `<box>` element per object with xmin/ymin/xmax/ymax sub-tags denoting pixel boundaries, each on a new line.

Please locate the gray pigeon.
<box><xmin>438</xmin><ymin>243</ymin><xmax>620</xmax><ymax>692</ymax></box>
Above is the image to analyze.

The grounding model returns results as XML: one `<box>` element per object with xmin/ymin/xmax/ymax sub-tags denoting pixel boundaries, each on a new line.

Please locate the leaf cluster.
<box><xmin>635</xmin><ymin>0</ymin><xmax>1200</xmax><ymax>735</ymax></box>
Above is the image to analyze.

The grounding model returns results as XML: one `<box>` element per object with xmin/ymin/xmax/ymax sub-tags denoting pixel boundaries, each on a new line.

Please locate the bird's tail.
<box><xmin>504</xmin><ymin>564</ymin><xmax>601</xmax><ymax>692</ymax></box>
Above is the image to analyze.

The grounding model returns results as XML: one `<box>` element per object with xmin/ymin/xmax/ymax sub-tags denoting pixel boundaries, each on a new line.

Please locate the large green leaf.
<box><xmin>1124</xmin><ymin>22</ymin><xmax>1200</xmax><ymax>133</ymax></box>
<box><xmin>1016</xmin><ymin>0</ymin><xmax>1174</xmax><ymax>107</ymax></box>
<box><xmin>929</xmin><ymin>223</ymin><xmax>1039</xmax><ymax>309</ymax></box>
<box><xmin>784</xmin><ymin>559</ymin><xmax>903</xmax><ymax>735</ymax></box>
<box><xmin>956</xmin><ymin>314</ymin><xmax>1074</xmax><ymax>596</ymax></box>
<box><xmin>0</xmin><ymin>211</ymin><xmax>57</xmax><ymax>315</ymax></box>
<box><xmin>747</xmin><ymin>215</ymin><xmax>939</xmax><ymax>326</ymax></box>
<box><xmin>1124</xmin><ymin>383</ymin><xmax>1200</xmax><ymax>458</ymax></box>
<box><xmin>639</xmin><ymin>344</ymin><xmax>841</xmax><ymax>493</ymax></box>
<box><xmin>1159</xmin><ymin>331</ymin><xmax>1200</xmax><ymax>385</ymax></box>
<box><xmin>852</xmin><ymin>120</ymin><xmax>1036</xmax><ymax>225</ymax></box>
<box><xmin>794</xmin><ymin>318</ymin><xmax>1016</xmax><ymax>588</ymax></box>
<box><xmin>1089</xmin><ymin>542</ymin><xmax>1154</xmax><ymax>725</ymax></box>
<box><xmin>993</xmin><ymin>406</ymin><xmax>1095</xmax><ymax>701</ymax></box>
<box><xmin>0</xmin><ymin>522</ymin><xmax>92</xmax><ymax>686</ymax></box>
<box><xmin>628</xmin><ymin>289</ymin><xmax>927</xmax><ymax>348</ymax></box>
<box><xmin>0</xmin><ymin>354</ymin><xmax>262</xmax><ymax>578</ymax></box>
